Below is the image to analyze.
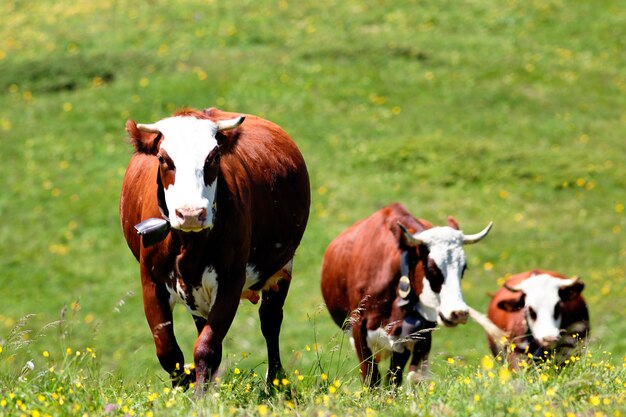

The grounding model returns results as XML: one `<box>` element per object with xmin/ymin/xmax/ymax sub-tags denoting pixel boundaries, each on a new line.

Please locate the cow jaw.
<box><xmin>152</xmin><ymin>116</ymin><xmax>221</xmax><ymax>232</ymax></box>
<box><xmin>416</xmin><ymin>227</ymin><xmax>470</xmax><ymax>327</ymax></box>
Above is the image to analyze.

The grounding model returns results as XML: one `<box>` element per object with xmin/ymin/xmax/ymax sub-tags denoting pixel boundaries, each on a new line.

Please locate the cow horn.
<box><xmin>217</xmin><ymin>115</ymin><xmax>245</xmax><ymax>132</ymax></box>
<box><xmin>559</xmin><ymin>276</ymin><xmax>580</xmax><ymax>288</ymax></box>
<box><xmin>136</xmin><ymin>123</ymin><xmax>160</xmax><ymax>134</ymax></box>
<box><xmin>462</xmin><ymin>221</ymin><xmax>493</xmax><ymax>245</ymax></box>
<box><xmin>503</xmin><ymin>283</ymin><xmax>522</xmax><ymax>293</ymax></box>
<box><xmin>398</xmin><ymin>222</ymin><xmax>424</xmax><ymax>247</ymax></box>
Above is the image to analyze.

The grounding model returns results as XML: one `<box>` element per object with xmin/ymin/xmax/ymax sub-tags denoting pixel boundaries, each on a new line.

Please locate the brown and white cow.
<box><xmin>320</xmin><ymin>203</ymin><xmax>492</xmax><ymax>385</ymax></box>
<box><xmin>120</xmin><ymin>107</ymin><xmax>310</xmax><ymax>393</ymax></box>
<box><xmin>486</xmin><ymin>270</ymin><xmax>589</xmax><ymax>367</ymax></box>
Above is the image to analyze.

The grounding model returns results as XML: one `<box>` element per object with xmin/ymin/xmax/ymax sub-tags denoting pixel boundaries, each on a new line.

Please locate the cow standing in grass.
<box><xmin>320</xmin><ymin>203</ymin><xmax>493</xmax><ymax>385</ymax></box>
<box><xmin>486</xmin><ymin>270</ymin><xmax>589</xmax><ymax>367</ymax></box>
<box><xmin>120</xmin><ymin>108</ymin><xmax>310</xmax><ymax>393</ymax></box>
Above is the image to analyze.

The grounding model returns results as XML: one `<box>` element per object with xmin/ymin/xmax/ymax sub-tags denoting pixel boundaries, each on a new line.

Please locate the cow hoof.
<box><xmin>171</xmin><ymin>367</ymin><xmax>196</xmax><ymax>390</ymax></box>
<box><xmin>406</xmin><ymin>370</ymin><xmax>426</xmax><ymax>385</ymax></box>
<box><xmin>265</xmin><ymin>366</ymin><xmax>288</xmax><ymax>391</ymax></box>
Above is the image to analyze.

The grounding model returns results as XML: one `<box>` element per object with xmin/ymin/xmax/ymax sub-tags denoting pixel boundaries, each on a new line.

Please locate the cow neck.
<box><xmin>156</xmin><ymin>170</ymin><xmax>169</xmax><ymax>221</ymax></box>
<box><xmin>173</xmin><ymin>229</ymin><xmax>213</xmax><ymax>284</ymax></box>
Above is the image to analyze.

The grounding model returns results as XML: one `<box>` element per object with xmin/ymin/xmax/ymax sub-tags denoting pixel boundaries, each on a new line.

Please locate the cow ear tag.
<box><xmin>398</xmin><ymin>275</ymin><xmax>411</xmax><ymax>299</ymax></box>
<box><xmin>135</xmin><ymin>218</ymin><xmax>171</xmax><ymax>247</ymax></box>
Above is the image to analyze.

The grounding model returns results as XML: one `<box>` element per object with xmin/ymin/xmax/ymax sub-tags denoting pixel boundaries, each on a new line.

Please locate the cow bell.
<box><xmin>135</xmin><ymin>218</ymin><xmax>171</xmax><ymax>247</ymax></box>
<box><xmin>397</xmin><ymin>275</ymin><xmax>412</xmax><ymax>307</ymax></box>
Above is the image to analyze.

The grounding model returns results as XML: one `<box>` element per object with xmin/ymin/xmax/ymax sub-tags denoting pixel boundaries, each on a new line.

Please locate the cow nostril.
<box><xmin>451</xmin><ymin>310</ymin><xmax>469</xmax><ymax>323</ymax></box>
<box><xmin>175</xmin><ymin>209</ymin><xmax>185</xmax><ymax>221</ymax></box>
<box><xmin>539</xmin><ymin>335</ymin><xmax>559</xmax><ymax>346</ymax></box>
<box><xmin>198</xmin><ymin>208</ymin><xmax>207</xmax><ymax>223</ymax></box>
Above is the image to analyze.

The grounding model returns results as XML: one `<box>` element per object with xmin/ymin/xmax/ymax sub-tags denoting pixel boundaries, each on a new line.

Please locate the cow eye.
<box><xmin>528</xmin><ymin>307</ymin><xmax>537</xmax><ymax>321</ymax></box>
<box><xmin>203</xmin><ymin>149</ymin><xmax>221</xmax><ymax>185</ymax></box>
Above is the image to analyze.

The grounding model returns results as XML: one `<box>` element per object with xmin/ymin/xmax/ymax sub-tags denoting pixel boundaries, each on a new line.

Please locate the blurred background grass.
<box><xmin>0</xmin><ymin>0</ymin><xmax>624</xmax><ymax>382</ymax></box>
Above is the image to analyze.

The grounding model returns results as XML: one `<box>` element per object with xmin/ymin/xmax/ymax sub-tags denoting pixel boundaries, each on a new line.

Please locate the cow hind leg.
<box><xmin>259</xmin><ymin>267</ymin><xmax>291</xmax><ymax>386</ymax></box>
<box><xmin>352</xmin><ymin>321</ymin><xmax>381</xmax><ymax>386</ymax></box>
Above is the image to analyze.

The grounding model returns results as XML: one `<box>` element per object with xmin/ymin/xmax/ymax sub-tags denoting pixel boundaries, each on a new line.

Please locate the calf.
<box><xmin>321</xmin><ymin>203</ymin><xmax>492</xmax><ymax>385</ymax></box>
<box><xmin>120</xmin><ymin>108</ymin><xmax>310</xmax><ymax>393</ymax></box>
<box><xmin>486</xmin><ymin>270</ymin><xmax>589</xmax><ymax>366</ymax></box>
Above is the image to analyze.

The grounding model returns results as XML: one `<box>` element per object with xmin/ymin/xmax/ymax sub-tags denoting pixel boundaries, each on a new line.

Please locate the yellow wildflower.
<box><xmin>498</xmin><ymin>367</ymin><xmax>511</xmax><ymax>384</ymax></box>
<box><xmin>589</xmin><ymin>396</ymin><xmax>601</xmax><ymax>406</ymax></box>
<box><xmin>481</xmin><ymin>355</ymin><xmax>494</xmax><ymax>370</ymax></box>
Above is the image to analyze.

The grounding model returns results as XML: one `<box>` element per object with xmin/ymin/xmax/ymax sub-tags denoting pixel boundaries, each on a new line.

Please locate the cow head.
<box><xmin>399</xmin><ymin>219</ymin><xmax>493</xmax><ymax>327</ymax></box>
<box><xmin>127</xmin><ymin>113</ymin><xmax>244</xmax><ymax>231</ymax></box>
<box><xmin>497</xmin><ymin>273</ymin><xmax>584</xmax><ymax>348</ymax></box>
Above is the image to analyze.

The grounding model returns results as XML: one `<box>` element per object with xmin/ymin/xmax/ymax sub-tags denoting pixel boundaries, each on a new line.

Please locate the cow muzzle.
<box><xmin>535</xmin><ymin>334</ymin><xmax>559</xmax><ymax>349</ymax></box>
<box><xmin>439</xmin><ymin>309</ymin><xmax>469</xmax><ymax>327</ymax></box>
<box><xmin>173</xmin><ymin>206</ymin><xmax>208</xmax><ymax>231</ymax></box>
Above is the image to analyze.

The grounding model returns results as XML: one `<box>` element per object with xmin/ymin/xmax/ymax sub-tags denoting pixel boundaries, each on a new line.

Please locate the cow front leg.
<box><xmin>193</xmin><ymin>279</ymin><xmax>242</xmax><ymax>396</ymax></box>
<box><xmin>140</xmin><ymin>272</ymin><xmax>190</xmax><ymax>388</ymax></box>
<box><xmin>352</xmin><ymin>321</ymin><xmax>381</xmax><ymax>386</ymax></box>
<box><xmin>407</xmin><ymin>331</ymin><xmax>432</xmax><ymax>384</ymax></box>
<box><xmin>388</xmin><ymin>349</ymin><xmax>411</xmax><ymax>386</ymax></box>
<box><xmin>259</xmin><ymin>276</ymin><xmax>290</xmax><ymax>386</ymax></box>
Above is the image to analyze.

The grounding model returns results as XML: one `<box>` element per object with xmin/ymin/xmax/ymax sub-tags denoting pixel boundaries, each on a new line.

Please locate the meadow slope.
<box><xmin>0</xmin><ymin>0</ymin><xmax>624</xmax><ymax>416</ymax></box>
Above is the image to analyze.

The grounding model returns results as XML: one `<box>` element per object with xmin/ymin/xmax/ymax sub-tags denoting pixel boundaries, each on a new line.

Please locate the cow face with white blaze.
<box><xmin>498</xmin><ymin>274</ymin><xmax>584</xmax><ymax>348</ymax></box>
<box><xmin>134</xmin><ymin>114</ymin><xmax>244</xmax><ymax>231</ymax></box>
<box><xmin>399</xmin><ymin>220</ymin><xmax>492</xmax><ymax>327</ymax></box>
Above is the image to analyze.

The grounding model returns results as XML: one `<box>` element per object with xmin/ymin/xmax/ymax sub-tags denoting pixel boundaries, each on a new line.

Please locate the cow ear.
<box><xmin>497</xmin><ymin>294</ymin><xmax>525</xmax><ymax>312</ymax></box>
<box><xmin>202</xmin><ymin>107</ymin><xmax>218</xmax><ymax>117</ymax></box>
<box><xmin>447</xmin><ymin>216</ymin><xmax>460</xmax><ymax>230</ymax></box>
<box><xmin>397</xmin><ymin>222</ymin><xmax>423</xmax><ymax>248</ymax></box>
<box><xmin>215</xmin><ymin>129</ymin><xmax>241</xmax><ymax>154</ymax></box>
<box><xmin>558</xmin><ymin>281</ymin><xmax>585</xmax><ymax>302</ymax></box>
<box><xmin>126</xmin><ymin>120</ymin><xmax>161</xmax><ymax>155</ymax></box>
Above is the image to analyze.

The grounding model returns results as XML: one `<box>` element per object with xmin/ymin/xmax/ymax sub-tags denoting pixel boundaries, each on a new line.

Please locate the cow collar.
<box><xmin>134</xmin><ymin>169</ymin><xmax>172</xmax><ymax>247</ymax></box>
<box><xmin>397</xmin><ymin>251</ymin><xmax>437</xmax><ymax>326</ymax></box>
<box><xmin>397</xmin><ymin>251</ymin><xmax>415</xmax><ymax>307</ymax></box>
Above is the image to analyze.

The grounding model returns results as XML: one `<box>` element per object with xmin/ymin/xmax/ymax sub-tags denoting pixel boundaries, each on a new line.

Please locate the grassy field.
<box><xmin>1</xmin><ymin>0</ymin><xmax>625</xmax><ymax>415</ymax></box>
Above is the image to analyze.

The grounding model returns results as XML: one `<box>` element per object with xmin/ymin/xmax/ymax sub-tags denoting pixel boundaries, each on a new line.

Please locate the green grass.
<box><xmin>1</xmin><ymin>0</ymin><xmax>625</xmax><ymax>415</ymax></box>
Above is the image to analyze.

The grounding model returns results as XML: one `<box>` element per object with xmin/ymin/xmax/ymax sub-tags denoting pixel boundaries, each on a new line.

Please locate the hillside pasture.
<box><xmin>0</xmin><ymin>0</ymin><xmax>625</xmax><ymax>415</ymax></box>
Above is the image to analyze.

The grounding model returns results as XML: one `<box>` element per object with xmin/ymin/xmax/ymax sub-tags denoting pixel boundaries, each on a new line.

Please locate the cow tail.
<box><xmin>467</xmin><ymin>306</ymin><xmax>509</xmax><ymax>348</ymax></box>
